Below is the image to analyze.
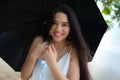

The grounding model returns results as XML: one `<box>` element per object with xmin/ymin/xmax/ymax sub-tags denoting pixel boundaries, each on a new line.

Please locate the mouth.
<box><xmin>54</xmin><ymin>32</ymin><xmax>63</xmax><ymax>37</ymax></box>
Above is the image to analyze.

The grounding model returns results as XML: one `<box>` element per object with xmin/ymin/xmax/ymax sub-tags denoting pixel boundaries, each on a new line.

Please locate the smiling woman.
<box><xmin>49</xmin><ymin>12</ymin><xmax>70</xmax><ymax>43</ymax></box>
<box><xmin>21</xmin><ymin>4</ymin><xmax>90</xmax><ymax>80</ymax></box>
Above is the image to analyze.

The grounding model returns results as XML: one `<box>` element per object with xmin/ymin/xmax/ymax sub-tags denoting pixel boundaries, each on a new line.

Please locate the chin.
<box><xmin>53</xmin><ymin>38</ymin><xmax>63</xmax><ymax>42</ymax></box>
<box><xmin>54</xmin><ymin>39</ymin><xmax>62</xmax><ymax>42</ymax></box>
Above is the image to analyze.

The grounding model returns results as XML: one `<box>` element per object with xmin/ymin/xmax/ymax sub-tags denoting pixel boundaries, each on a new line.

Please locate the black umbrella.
<box><xmin>0</xmin><ymin>0</ymin><xmax>108</xmax><ymax>71</ymax></box>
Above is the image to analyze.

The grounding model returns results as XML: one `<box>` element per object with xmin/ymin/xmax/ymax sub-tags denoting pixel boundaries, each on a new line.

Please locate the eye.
<box><xmin>62</xmin><ymin>23</ymin><xmax>69</xmax><ymax>27</ymax></box>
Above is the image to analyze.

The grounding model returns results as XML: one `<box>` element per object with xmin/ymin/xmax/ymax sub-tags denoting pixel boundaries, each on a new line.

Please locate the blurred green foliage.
<box><xmin>95</xmin><ymin>0</ymin><xmax>120</xmax><ymax>27</ymax></box>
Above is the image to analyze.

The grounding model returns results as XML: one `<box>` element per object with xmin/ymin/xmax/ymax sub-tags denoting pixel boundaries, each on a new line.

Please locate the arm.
<box><xmin>67</xmin><ymin>48</ymin><xmax>80</xmax><ymax>80</ymax></box>
<box><xmin>21</xmin><ymin>36</ymin><xmax>44</xmax><ymax>80</ymax></box>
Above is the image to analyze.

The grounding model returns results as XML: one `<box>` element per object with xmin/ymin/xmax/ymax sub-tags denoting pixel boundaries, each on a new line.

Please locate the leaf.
<box><xmin>108</xmin><ymin>0</ymin><xmax>113</xmax><ymax>3</ymax></box>
<box><xmin>102</xmin><ymin>6</ymin><xmax>111</xmax><ymax>15</ymax></box>
<box><xmin>105</xmin><ymin>20</ymin><xmax>111</xmax><ymax>23</ymax></box>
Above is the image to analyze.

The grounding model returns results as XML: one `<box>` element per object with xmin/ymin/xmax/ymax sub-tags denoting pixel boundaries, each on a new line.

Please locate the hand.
<box><xmin>32</xmin><ymin>42</ymin><xmax>48</xmax><ymax>59</ymax></box>
<box><xmin>42</xmin><ymin>44</ymin><xmax>57</xmax><ymax>64</ymax></box>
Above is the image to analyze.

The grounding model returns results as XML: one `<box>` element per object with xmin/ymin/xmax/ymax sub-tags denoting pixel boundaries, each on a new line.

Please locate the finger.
<box><xmin>42</xmin><ymin>42</ymin><xmax>48</xmax><ymax>47</ymax></box>
<box><xmin>42</xmin><ymin>50</ymin><xmax>49</xmax><ymax>59</ymax></box>
<box><xmin>48</xmin><ymin>44</ymin><xmax>52</xmax><ymax>52</ymax></box>
<box><xmin>51</xmin><ymin>44</ymin><xmax>57</xmax><ymax>54</ymax></box>
<box><xmin>43</xmin><ymin>47</ymin><xmax>49</xmax><ymax>53</ymax></box>
<box><xmin>42</xmin><ymin>42</ymin><xmax>48</xmax><ymax>51</ymax></box>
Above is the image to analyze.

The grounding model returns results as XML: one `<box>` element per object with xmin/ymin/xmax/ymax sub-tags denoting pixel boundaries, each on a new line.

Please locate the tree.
<box><xmin>95</xmin><ymin>0</ymin><xmax>120</xmax><ymax>28</ymax></box>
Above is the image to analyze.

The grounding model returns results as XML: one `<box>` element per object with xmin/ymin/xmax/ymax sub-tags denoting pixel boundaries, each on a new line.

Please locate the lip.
<box><xmin>54</xmin><ymin>32</ymin><xmax>63</xmax><ymax>37</ymax></box>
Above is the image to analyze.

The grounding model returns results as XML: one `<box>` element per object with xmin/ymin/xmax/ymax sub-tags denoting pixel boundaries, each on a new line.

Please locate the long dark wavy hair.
<box><xmin>43</xmin><ymin>4</ymin><xmax>90</xmax><ymax>80</ymax></box>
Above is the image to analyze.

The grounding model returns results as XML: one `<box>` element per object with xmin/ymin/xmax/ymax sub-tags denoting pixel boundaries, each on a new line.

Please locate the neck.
<box><xmin>51</xmin><ymin>40</ymin><xmax>67</xmax><ymax>54</ymax></box>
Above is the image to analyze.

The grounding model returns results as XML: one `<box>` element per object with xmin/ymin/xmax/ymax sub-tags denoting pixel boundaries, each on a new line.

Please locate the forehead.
<box><xmin>54</xmin><ymin>12</ymin><xmax>68</xmax><ymax>22</ymax></box>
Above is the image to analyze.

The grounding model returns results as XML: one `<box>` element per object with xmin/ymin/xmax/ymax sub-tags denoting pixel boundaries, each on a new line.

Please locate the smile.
<box><xmin>54</xmin><ymin>32</ymin><xmax>63</xmax><ymax>37</ymax></box>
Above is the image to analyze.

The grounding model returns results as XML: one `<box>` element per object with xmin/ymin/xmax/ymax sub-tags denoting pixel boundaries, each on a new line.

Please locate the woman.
<box><xmin>21</xmin><ymin>4</ymin><xmax>90</xmax><ymax>80</ymax></box>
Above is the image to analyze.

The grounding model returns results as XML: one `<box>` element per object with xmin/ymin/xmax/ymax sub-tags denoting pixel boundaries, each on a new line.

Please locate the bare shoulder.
<box><xmin>71</xmin><ymin>47</ymin><xmax>78</xmax><ymax>60</ymax></box>
<box><xmin>33</xmin><ymin>36</ymin><xmax>43</xmax><ymax>44</ymax></box>
<box><xmin>28</xmin><ymin>36</ymin><xmax>43</xmax><ymax>54</ymax></box>
<box><xmin>30</xmin><ymin>35</ymin><xmax>43</xmax><ymax>50</ymax></box>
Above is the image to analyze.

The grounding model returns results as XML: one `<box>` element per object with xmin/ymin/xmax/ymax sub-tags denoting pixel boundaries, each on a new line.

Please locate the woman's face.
<box><xmin>49</xmin><ymin>12</ymin><xmax>70</xmax><ymax>42</ymax></box>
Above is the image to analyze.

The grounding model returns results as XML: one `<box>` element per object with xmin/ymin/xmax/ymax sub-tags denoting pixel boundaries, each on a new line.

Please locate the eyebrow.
<box><xmin>63</xmin><ymin>22</ymin><xmax>69</xmax><ymax>25</ymax></box>
<box><xmin>53</xmin><ymin>20</ymin><xmax>69</xmax><ymax>24</ymax></box>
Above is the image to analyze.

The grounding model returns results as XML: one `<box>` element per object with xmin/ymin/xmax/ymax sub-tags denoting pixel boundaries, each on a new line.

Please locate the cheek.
<box><xmin>65</xmin><ymin>28</ymin><xmax>70</xmax><ymax>35</ymax></box>
<box><xmin>67</xmin><ymin>27</ymin><xmax>70</xmax><ymax>33</ymax></box>
<box><xmin>49</xmin><ymin>26</ymin><xmax>54</xmax><ymax>34</ymax></box>
<box><xmin>49</xmin><ymin>29</ymin><xmax>53</xmax><ymax>35</ymax></box>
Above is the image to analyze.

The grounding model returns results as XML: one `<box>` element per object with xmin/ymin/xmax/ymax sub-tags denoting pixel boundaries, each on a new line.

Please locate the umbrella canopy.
<box><xmin>0</xmin><ymin>0</ymin><xmax>108</xmax><ymax>71</ymax></box>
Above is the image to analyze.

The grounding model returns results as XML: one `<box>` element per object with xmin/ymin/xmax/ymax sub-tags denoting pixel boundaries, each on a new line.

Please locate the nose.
<box><xmin>55</xmin><ymin>24</ymin><xmax>62</xmax><ymax>31</ymax></box>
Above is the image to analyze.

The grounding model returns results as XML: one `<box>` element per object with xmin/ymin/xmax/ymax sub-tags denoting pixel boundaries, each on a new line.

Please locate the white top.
<box><xmin>32</xmin><ymin>47</ymin><xmax>72</xmax><ymax>80</ymax></box>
